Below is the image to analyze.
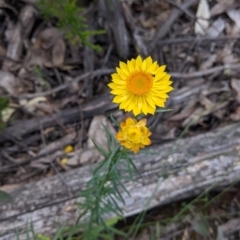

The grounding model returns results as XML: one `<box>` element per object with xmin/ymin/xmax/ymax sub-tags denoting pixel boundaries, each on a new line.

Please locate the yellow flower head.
<box><xmin>64</xmin><ymin>145</ymin><xmax>74</xmax><ymax>153</ymax></box>
<box><xmin>116</xmin><ymin>117</ymin><xmax>151</xmax><ymax>154</ymax></box>
<box><xmin>108</xmin><ymin>55</ymin><xmax>173</xmax><ymax>116</ymax></box>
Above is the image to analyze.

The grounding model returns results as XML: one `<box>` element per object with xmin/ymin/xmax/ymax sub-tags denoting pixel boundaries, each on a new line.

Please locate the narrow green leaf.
<box><xmin>37</xmin><ymin>234</ymin><xmax>51</xmax><ymax>240</ymax></box>
<box><xmin>108</xmin><ymin>226</ymin><xmax>127</xmax><ymax>237</ymax></box>
<box><xmin>92</xmin><ymin>138</ymin><xmax>108</xmax><ymax>157</ymax></box>
<box><xmin>155</xmin><ymin>108</ymin><xmax>172</xmax><ymax>113</ymax></box>
<box><xmin>105</xmin><ymin>216</ymin><xmax>122</xmax><ymax>227</ymax></box>
<box><xmin>110</xmin><ymin>113</ymin><xmax>120</xmax><ymax>128</ymax></box>
<box><xmin>15</xmin><ymin>229</ymin><xmax>20</xmax><ymax>240</ymax></box>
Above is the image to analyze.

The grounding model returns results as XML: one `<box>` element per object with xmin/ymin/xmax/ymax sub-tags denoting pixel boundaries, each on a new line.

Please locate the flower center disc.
<box><xmin>126</xmin><ymin>127</ymin><xmax>143</xmax><ymax>143</ymax></box>
<box><xmin>127</xmin><ymin>71</ymin><xmax>153</xmax><ymax>95</ymax></box>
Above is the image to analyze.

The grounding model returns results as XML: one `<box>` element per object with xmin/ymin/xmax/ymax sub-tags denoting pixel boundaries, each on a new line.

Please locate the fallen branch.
<box><xmin>1</xmin><ymin>123</ymin><xmax>240</xmax><ymax>239</ymax></box>
<box><xmin>0</xmin><ymin>93</ymin><xmax>114</xmax><ymax>144</ymax></box>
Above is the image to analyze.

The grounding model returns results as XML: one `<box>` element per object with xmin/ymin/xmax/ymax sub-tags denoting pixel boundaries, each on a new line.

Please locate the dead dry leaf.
<box><xmin>0</xmin><ymin>70</ymin><xmax>18</xmax><ymax>95</ymax></box>
<box><xmin>32</xmin><ymin>27</ymin><xmax>65</xmax><ymax>67</ymax></box>
<box><xmin>1</xmin><ymin>107</ymin><xmax>15</xmax><ymax>122</ymax></box>
<box><xmin>65</xmin><ymin>148</ymin><xmax>101</xmax><ymax>167</ymax></box>
<box><xmin>19</xmin><ymin>97</ymin><xmax>48</xmax><ymax>113</ymax></box>
<box><xmin>200</xmin><ymin>54</ymin><xmax>217</xmax><ymax>70</ymax></box>
<box><xmin>169</xmin><ymin>98</ymin><xmax>197</xmax><ymax>121</ymax></box>
<box><xmin>230</xmin><ymin>107</ymin><xmax>240</xmax><ymax>121</ymax></box>
<box><xmin>195</xmin><ymin>0</ymin><xmax>210</xmax><ymax>35</ymax></box>
<box><xmin>87</xmin><ymin>115</ymin><xmax>116</xmax><ymax>151</ymax></box>
<box><xmin>217</xmin><ymin>218</ymin><xmax>240</xmax><ymax>236</ymax></box>
<box><xmin>226</xmin><ymin>9</ymin><xmax>240</xmax><ymax>35</ymax></box>
<box><xmin>52</xmin><ymin>38</ymin><xmax>66</xmax><ymax>66</ymax></box>
<box><xmin>182</xmin><ymin>107</ymin><xmax>204</xmax><ymax>127</ymax></box>
<box><xmin>207</xmin><ymin>18</ymin><xmax>225</xmax><ymax>37</ymax></box>
<box><xmin>230</xmin><ymin>78</ymin><xmax>240</xmax><ymax>104</ymax></box>
<box><xmin>211</xmin><ymin>0</ymin><xmax>235</xmax><ymax>16</ymax></box>
<box><xmin>217</xmin><ymin>45</ymin><xmax>238</xmax><ymax>65</ymax></box>
<box><xmin>33</xmin><ymin>27</ymin><xmax>62</xmax><ymax>50</ymax></box>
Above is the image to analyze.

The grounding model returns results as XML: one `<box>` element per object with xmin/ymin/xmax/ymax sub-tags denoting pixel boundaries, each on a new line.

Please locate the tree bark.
<box><xmin>1</xmin><ymin>123</ymin><xmax>240</xmax><ymax>239</ymax></box>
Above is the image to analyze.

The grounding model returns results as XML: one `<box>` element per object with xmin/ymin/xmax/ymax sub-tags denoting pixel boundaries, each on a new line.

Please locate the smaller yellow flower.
<box><xmin>64</xmin><ymin>145</ymin><xmax>74</xmax><ymax>153</ymax></box>
<box><xmin>116</xmin><ymin>117</ymin><xmax>151</xmax><ymax>154</ymax></box>
<box><xmin>61</xmin><ymin>157</ymin><xmax>68</xmax><ymax>165</ymax></box>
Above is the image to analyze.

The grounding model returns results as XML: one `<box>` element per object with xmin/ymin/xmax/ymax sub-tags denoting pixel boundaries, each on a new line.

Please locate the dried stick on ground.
<box><xmin>1</xmin><ymin>123</ymin><xmax>240</xmax><ymax>239</ymax></box>
<box><xmin>149</xmin><ymin>0</ymin><xmax>198</xmax><ymax>54</ymax></box>
<box><xmin>0</xmin><ymin>93</ymin><xmax>114</xmax><ymax>144</ymax></box>
<box><xmin>3</xmin><ymin>5</ymin><xmax>36</xmax><ymax>70</ymax></box>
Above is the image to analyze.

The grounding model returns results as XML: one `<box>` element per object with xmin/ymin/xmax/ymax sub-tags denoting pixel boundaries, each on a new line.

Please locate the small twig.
<box><xmin>158</xmin><ymin>35</ymin><xmax>240</xmax><ymax>46</ymax></box>
<box><xmin>53</xmin><ymin>67</ymin><xmax>63</xmax><ymax>84</ymax></box>
<box><xmin>171</xmin><ymin>64</ymin><xmax>240</xmax><ymax>79</ymax></box>
<box><xmin>76</xmin><ymin>100</ymin><xmax>84</xmax><ymax>149</ymax></box>
<box><xmin>1</xmin><ymin>150</ymin><xmax>18</xmax><ymax>163</ymax></box>
<box><xmin>0</xmin><ymin>54</ymin><xmax>22</xmax><ymax>63</ymax></box>
<box><xmin>164</xmin><ymin>0</ymin><xmax>195</xmax><ymax>19</ymax></box>
<box><xmin>15</xmin><ymin>63</ymin><xmax>240</xmax><ymax>101</ymax></box>
<box><xmin>149</xmin><ymin>0</ymin><xmax>198</xmax><ymax>53</ymax></box>
<box><xmin>19</xmin><ymin>68</ymin><xmax>114</xmax><ymax>99</ymax></box>
<box><xmin>38</xmin><ymin>116</ymin><xmax>72</xmax><ymax>195</ymax></box>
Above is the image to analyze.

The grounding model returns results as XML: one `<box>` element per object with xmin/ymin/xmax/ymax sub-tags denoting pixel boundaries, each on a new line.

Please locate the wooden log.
<box><xmin>1</xmin><ymin>123</ymin><xmax>240</xmax><ymax>239</ymax></box>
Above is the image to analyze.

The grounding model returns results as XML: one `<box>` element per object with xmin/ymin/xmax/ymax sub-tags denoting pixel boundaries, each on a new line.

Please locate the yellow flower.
<box><xmin>108</xmin><ymin>55</ymin><xmax>173</xmax><ymax>116</ymax></box>
<box><xmin>116</xmin><ymin>117</ymin><xmax>151</xmax><ymax>154</ymax></box>
<box><xmin>64</xmin><ymin>145</ymin><xmax>74</xmax><ymax>153</ymax></box>
<box><xmin>61</xmin><ymin>158</ymin><xmax>68</xmax><ymax>165</ymax></box>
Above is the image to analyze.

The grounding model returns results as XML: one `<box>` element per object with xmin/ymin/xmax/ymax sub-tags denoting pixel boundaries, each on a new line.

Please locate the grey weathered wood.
<box><xmin>1</xmin><ymin>123</ymin><xmax>240</xmax><ymax>239</ymax></box>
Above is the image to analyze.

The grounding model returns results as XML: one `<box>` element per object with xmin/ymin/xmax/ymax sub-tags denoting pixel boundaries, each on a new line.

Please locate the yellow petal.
<box><xmin>154</xmin><ymin>72</ymin><xmax>166</xmax><ymax>82</ymax></box>
<box><xmin>148</xmin><ymin>106</ymin><xmax>155</xmax><ymax>114</ymax></box>
<box><xmin>126</xmin><ymin>117</ymin><xmax>135</xmax><ymax>126</ymax></box>
<box><xmin>155</xmin><ymin>65</ymin><xmax>166</xmax><ymax>75</ymax></box>
<box><xmin>145</xmin><ymin>56</ymin><xmax>153</xmax><ymax>68</ymax></box>
<box><xmin>126</xmin><ymin>102</ymin><xmax>134</xmax><ymax>112</ymax></box>
<box><xmin>112</xmin><ymin>76</ymin><xmax>126</xmax><ymax>84</ymax></box>
<box><xmin>120</xmin><ymin>61</ymin><xmax>130</xmax><ymax>75</ymax></box>
<box><xmin>120</xmin><ymin>122</ymin><xmax>126</xmax><ymax>129</ymax></box>
<box><xmin>148</xmin><ymin>61</ymin><xmax>158</xmax><ymax>72</ymax></box>
<box><xmin>124</xmin><ymin>141</ymin><xmax>133</xmax><ymax>149</ymax></box>
<box><xmin>141</xmin><ymin>137</ymin><xmax>151</xmax><ymax>145</ymax></box>
<box><xmin>137</xmin><ymin>96</ymin><xmax>143</xmax><ymax>113</ymax></box>
<box><xmin>160</xmin><ymin>74</ymin><xmax>171</xmax><ymax>82</ymax></box>
<box><xmin>116</xmin><ymin>67</ymin><xmax>127</xmax><ymax>79</ymax></box>
<box><xmin>164</xmin><ymin>86</ymin><xmax>174</xmax><ymax>93</ymax></box>
<box><xmin>132</xmin><ymin>144</ymin><xmax>140</xmax><ymax>153</ymax></box>
<box><xmin>113</xmin><ymin>95</ymin><xmax>128</xmax><ymax>103</ymax></box>
<box><xmin>147</xmin><ymin>130</ymin><xmax>152</xmax><ymax>137</ymax></box>
<box><xmin>111</xmin><ymin>73</ymin><xmax>122</xmax><ymax>80</ymax></box>
<box><xmin>152</xmin><ymin>82</ymin><xmax>172</xmax><ymax>89</ymax></box>
<box><xmin>136</xmin><ymin>118</ymin><xmax>146</xmax><ymax>127</ymax></box>
<box><xmin>135</xmin><ymin>55</ymin><xmax>142</xmax><ymax>69</ymax></box>
<box><xmin>127</xmin><ymin>60</ymin><xmax>135</xmax><ymax>72</ymax></box>
<box><xmin>110</xmin><ymin>89</ymin><xmax>126</xmax><ymax>95</ymax></box>
<box><xmin>141</xmin><ymin>59</ymin><xmax>147</xmax><ymax>71</ymax></box>
<box><xmin>158</xmin><ymin>92</ymin><xmax>169</xmax><ymax>98</ymax></box>
<box><xmin>108</xmin><ymin>83</ymin><xmax>126</xmax><ymax>89</ymax></box>
<box><xmin>116</xmin><ymin>132</ymin><xmax>124</xmax><ymax>140</ymax></box>
<box><xmin>133</xmin><ymin>106</ymin><xmax>141</xmax><ymax>116</ymax></box>
<box><xmin>146</xmin><ymin>96</ymin><xmax>156</xmax><ymax>109</ymax></box>
<box><xmin>130</xmin><ymin>58</ymin><xmax>136</xmax><ymax>67</ymax></box>
<box><xmin>141</xmin><ymin>98</ymin><xmax>149</xmax><ymax>115</ymax></box>
<box><xmin>154</xmin><ymin>97</ymin><xmax>165</xmax><ymax>107</ymax></box>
